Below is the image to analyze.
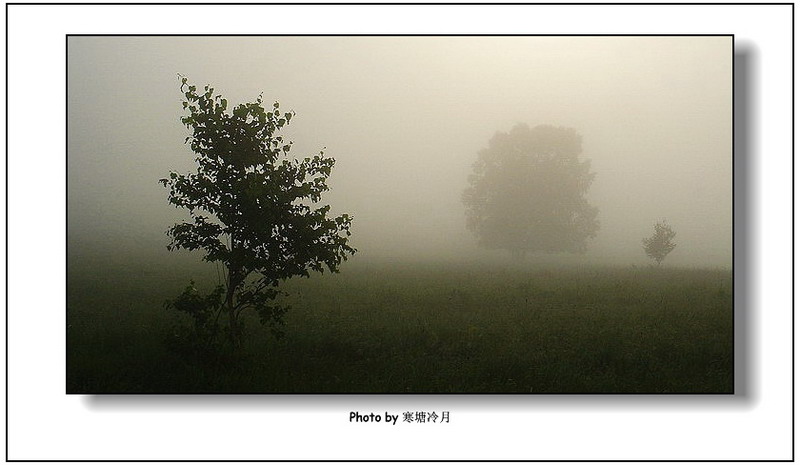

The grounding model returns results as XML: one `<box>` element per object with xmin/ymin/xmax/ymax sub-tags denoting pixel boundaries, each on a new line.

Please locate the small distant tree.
<box><xmin>160</xmin><ymin>76</ymin><xmax>356</xmax><ymax>351</ymax></box>
<box><xmin>462</xmin><ymin>124</ymin><xmax>599</xmax><ymax>258</ymax></box>
<box><xmin>642</xmin><ymin>220</ymin><xmax>676</xmax><ymax>265</ymax></box>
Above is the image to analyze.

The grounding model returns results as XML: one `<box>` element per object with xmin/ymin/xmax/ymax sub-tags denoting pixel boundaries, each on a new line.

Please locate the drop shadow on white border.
<box><xmin>84</xmin><ymin>42</ymin><xmax>756</xmax><ymax>413</ymax></box>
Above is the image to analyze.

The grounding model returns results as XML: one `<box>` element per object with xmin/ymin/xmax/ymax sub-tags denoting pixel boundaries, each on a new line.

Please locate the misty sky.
<box><xmin>68</xmin><ymin>36</ymin><xmax>732</xmax><ymax>267</ymax></box>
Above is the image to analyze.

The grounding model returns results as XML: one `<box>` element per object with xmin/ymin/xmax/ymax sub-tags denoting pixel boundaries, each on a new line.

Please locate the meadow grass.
<box><xmin>67</xmin><ymin>252</ymin><xmax>732</xmax><ymax>393</ymax></box>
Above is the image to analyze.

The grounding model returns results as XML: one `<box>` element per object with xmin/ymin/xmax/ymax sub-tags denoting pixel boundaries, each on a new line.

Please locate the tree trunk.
<box><xmin>226</xmin><ymin>268</ymin><xmax>242</xmax><ymax>348</ymax></box>
<box><xmin>226</xmin><ymin>233</ymin><xmax>243</xmax><ymax>349</ymax></box>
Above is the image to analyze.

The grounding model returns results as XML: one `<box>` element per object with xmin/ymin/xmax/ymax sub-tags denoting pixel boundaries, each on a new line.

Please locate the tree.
<box><xmin>160</xmin><ymin>77</ymin><xmax>356</xmax><ymax>350</ymax></box>
<box><xmin>642</xmin><ymin>220</ymin><xmax>676</xmax><ymax>265</ymax></box>
<box><xmin>462</xmin><ymin>123</ymin><xmax>599</xmax><ymax>258</ymax></box>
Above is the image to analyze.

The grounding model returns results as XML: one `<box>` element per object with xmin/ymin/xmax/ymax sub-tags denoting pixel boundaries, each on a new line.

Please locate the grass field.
<box><xmin>67</xmin><ymin>251</ymin><xmax>732</xmax><ymax>394</ymax></box>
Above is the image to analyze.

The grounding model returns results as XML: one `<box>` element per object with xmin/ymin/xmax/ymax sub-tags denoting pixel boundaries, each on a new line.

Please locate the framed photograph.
<box><xmin>67</xmin><ymin>35</ymin><xmax>733</xmax><ymax>395</ymax></box>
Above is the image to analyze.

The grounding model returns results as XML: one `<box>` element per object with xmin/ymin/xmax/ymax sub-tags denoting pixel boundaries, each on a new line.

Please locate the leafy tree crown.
<box><xmin>160</xmin><ymin>77</ymin><xmax>355</xmax><ymax>338</ymax></box>
<box><xmin>462</xmin><ymin>123</ymin><xmax>599</xmax><ymax>254</ymax></box>
<box><xmin>642</xmin><ymin>220</ymin><xmax>676</xmax><ymax>265</ymax></box>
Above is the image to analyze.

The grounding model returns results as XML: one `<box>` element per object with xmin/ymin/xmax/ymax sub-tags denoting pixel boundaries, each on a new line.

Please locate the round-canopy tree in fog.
<box><xmin>160</xmin><ymin>77</ymin><xmax>356</xmax><ymax>350</ymax></box>
<box><xmin>462</xmin><ymin>124</ymin><xmax>599</xmax><ymax>258</ymax></box>
<box><xmin>642</xmin><ymin>220</ymin><xmax>676</xmax><ymax>265</ymax></box>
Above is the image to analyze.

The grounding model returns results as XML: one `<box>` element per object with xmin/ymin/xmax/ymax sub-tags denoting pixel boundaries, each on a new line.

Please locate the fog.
<box><xmin>68</xmin><ymin>36</ymin><xmax>731</xmax><ymax>268</ymax></box>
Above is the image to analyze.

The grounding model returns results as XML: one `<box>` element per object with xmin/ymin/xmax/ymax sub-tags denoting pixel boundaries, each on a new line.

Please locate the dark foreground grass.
<box><xmin>67</xmin><ymin>254</ymin><xmax>732</xmax><ymax>393</ymax></box>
